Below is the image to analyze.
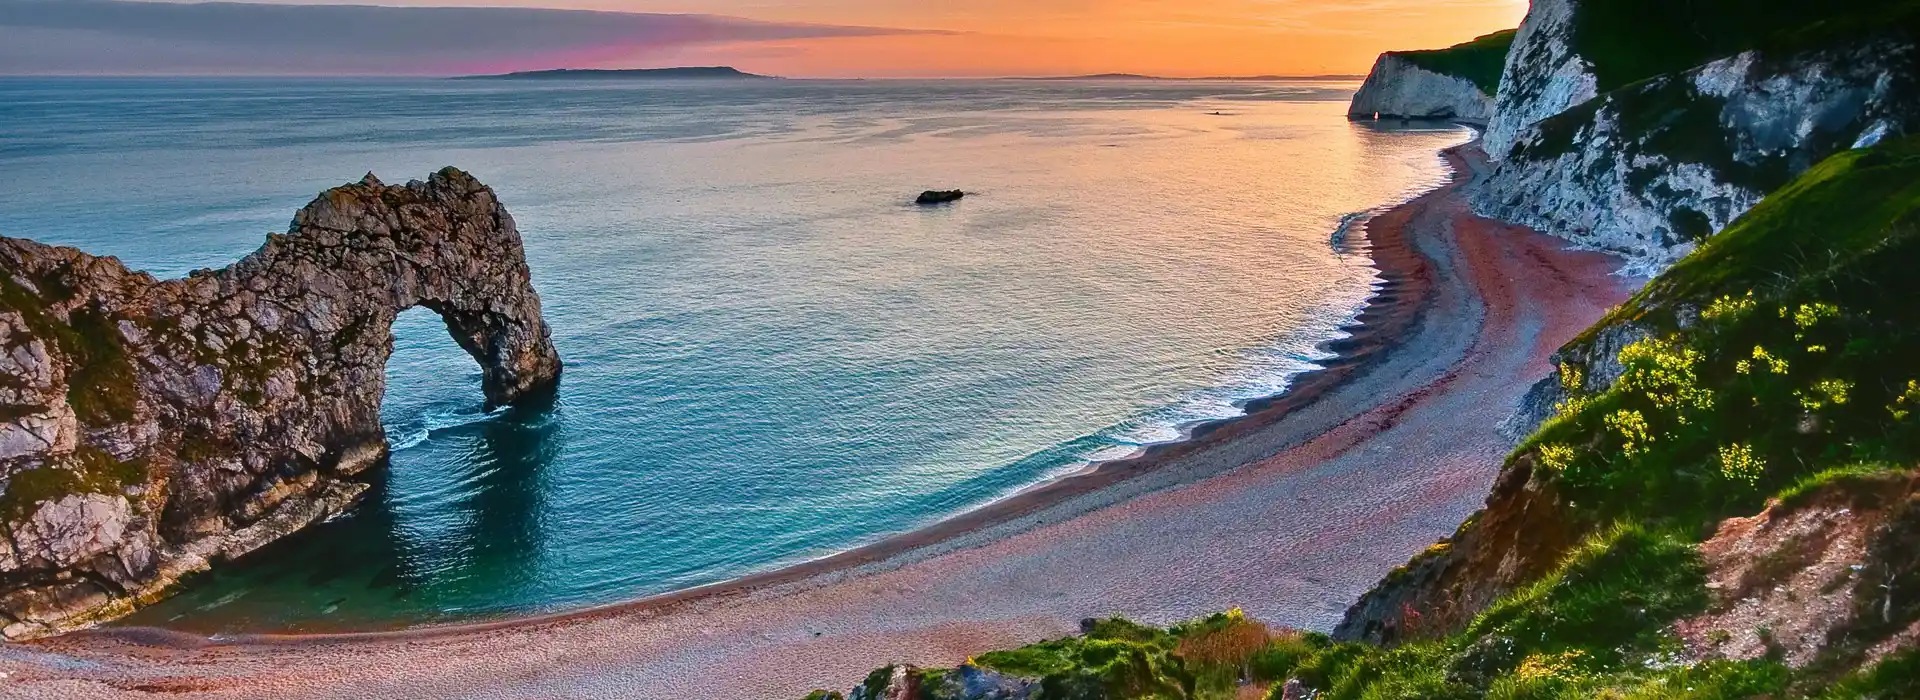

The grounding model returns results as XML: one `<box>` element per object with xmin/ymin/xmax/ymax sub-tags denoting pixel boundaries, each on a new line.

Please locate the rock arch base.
<box><xmin>0</xmin><ymin>168</ymin><xmax>561</xmax><ymax>638</ymax></box>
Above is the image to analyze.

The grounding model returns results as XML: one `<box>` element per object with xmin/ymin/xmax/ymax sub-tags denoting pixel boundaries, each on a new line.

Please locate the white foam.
<box><xmin>383</xmin><ymin>406</ymin><xmax>507</xmax><ymax>453</ymax></box>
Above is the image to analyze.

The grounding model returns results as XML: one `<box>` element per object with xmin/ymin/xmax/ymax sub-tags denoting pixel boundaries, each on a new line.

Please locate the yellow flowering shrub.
<box><xmin>1606</xmin><ymin>410</ymin><xmax>1654</xmax><ymax>457</ymax></box>
<box><xmin>1718</xmin><ymin>443</ymin><xmax>1766</xmax><ymax>485</ymax></box>
<box><xmin>1513</xmin><ymin>649</ymin><xmax>1592</xmax><ymax>684</ymax></box>
<box><xmin>1799</xmin><ymin>378</ymin><xmax>1855</xmax><ymax>411</ymax></box>
<box><xmin>1539</xmin><ymin>444</ymin><xmax>1578</xmax><ymax>472</ymax></box>
<box><xmin>1742</xmin><ymin>346</ymin><xmax>1789</xmax><ymax>375</ymax></box>
<box><xmin>1702</xmin><ymin>291</ymin><xmax>1756</xmax><ymax>322</ymax></box>
<box><xmin>1616</xmin><ymin>338</ymin><xmax>1714</xmax><ymax>415</ymax></box>
<box><xmin>1789</xmin><ymin>302</ymin><xmax>1841</xmax><ymax>339</ymax></box>
<box><xmin>1891</xmin><ymin>380</ymin><xmax>1920</xmax><ymax>421</ymax></box>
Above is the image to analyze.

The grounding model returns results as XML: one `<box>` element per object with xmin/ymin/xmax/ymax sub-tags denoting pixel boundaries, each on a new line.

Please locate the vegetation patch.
<box><xmin>0</xmin><ymin>269</ymin><xmax>139</xmax><ymax>427</ymax></box>
<box><xmin>0</xmin><ymin>445</ymin><xmax>146</xmax><ymax>519</ymax></box>
<box><xmin>1394</xmin><ymin>29</ymin><xmax>1517</xmax><ymax>95</ymax></box>
<box><xmin>63</xmin><ymin>307</ymin><xmax>139</xmax><ymax>425</ymax></box>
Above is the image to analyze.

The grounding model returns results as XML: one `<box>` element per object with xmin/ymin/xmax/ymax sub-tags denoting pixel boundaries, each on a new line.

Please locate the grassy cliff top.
<box><xmin>1391</xmin><ymin>29</ymin><xmax>1517</xmax><ymax>95</ymax></box>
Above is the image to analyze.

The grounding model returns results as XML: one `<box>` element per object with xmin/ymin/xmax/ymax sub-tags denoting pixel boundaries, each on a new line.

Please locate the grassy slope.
<box><xmin>812</xmin><ymin>138</ymin><xmax>1920</xmax><ymax>699</ymax></box>
<box><xmin>1392</xmin><ymin>30</ymin><xmax>1517</xmax><ymax>95</ymax></box>
<box><xmin>1571</xmin><ymin>0</ymin><xmax>1920</xmax><ymax>93</ymax></box>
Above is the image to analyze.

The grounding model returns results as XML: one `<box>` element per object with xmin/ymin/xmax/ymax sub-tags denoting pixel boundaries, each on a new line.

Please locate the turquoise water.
<box><xmin>0</xmin><ymin>78</ymin><xmax>1469</xmax><ymax>633</ymax></box>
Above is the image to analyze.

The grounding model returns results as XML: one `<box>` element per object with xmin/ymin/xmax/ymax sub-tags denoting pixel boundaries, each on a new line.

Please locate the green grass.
<box><xmin>972</xmin><ymin>618</ymin><xmax>1193</xmax><ymax>699</ymax></box>
<box><xmin>1818</xmin><ymin>647</ymin><xmax>1920</xmax><ymax>698</ymax></box>
<box><xmin>1458</xmin><ymin>525</ymin><xmax>1707</xmax><ymax>666</ymax></box>
<box><xmin>1503</xmin><ymin>139</ymin><xmax>1920</xmax><ymax>535</ymax></box>
<box><xmin>1394</xmin><ymin>29</ymin><xmax>1517</xmax><ymax>95</ymax></box>
<box><xmin>1649</xmin><ymin>138</ymin><xmax>1920</xmax><ymax>307</ymax></box>
<box><xmin>1774</xmin><ymin>462</ymin><xmax>1913</xmax><ymax>512</ymax></box>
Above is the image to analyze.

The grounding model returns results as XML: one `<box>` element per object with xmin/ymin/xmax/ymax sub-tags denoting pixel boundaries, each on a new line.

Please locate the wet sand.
<box><xmin>0</xmin><ymin>143</ymin><xmax>1633</xmax><ymax>699</ymax></box>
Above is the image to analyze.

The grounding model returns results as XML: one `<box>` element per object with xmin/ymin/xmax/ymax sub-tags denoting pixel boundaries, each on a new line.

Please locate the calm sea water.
<box><xmin>0</xmin><ymin>78</ymin><xmax>1468</xmax><ymax>633</ymax></box>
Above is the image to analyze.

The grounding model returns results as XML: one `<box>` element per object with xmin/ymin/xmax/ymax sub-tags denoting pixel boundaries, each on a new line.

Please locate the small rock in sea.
<box><xmin>916</xmin><ymin>190</ymin><xmax>965</xmax><ymax>205</ymax></box>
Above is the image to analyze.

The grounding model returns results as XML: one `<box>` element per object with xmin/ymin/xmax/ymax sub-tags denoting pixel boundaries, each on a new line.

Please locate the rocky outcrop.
<box><xmin>915</xmin><ymin>190</ymin><xmax>965</xmax><ymax>205</ymax></box>
<box><xmin>1331</xmin><ymin>454</ymin><xmax>1579</xmax><ymax>645</ymax></box>
<box><xmin>1473</xmin><ymin>37</ymin><xmax>1920</xmax><ymax>271</ymax></box>
<box><xmin>1348</xmin><ymin>54</ymin><xmax>1497</xmax><ymax>124</ymax></box>
<box><xmin>1482</xmin><ymin>0</ymin><xmax>1595</xmax><ymax>160</ymax></box>
<box><xmin>1675</xmin><ymin>473</ymin><xmax>1920</xmax><ymax>670</ymax></box>
<box><xmin>0</xmin><ymin>167</ymin><xmax>560</xmax><ymax>638</ymax></box>
<box><xmin>838</xmin><ymin>664</ymin><xmax>1036</xmax><ymax>700</ymax></box>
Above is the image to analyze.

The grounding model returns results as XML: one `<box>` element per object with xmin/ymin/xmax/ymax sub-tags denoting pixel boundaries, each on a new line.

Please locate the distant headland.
<box><xmin>455</xmin><ymin>66</ymin><xmax>776</xmax><ymax>81</ymax></box>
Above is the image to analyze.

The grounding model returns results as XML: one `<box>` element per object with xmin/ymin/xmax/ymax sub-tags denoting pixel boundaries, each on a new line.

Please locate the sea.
<box><xmin>0</xmin><ymin>77</ymin><xmax>1471</xmax><ymax>633</ymax></box>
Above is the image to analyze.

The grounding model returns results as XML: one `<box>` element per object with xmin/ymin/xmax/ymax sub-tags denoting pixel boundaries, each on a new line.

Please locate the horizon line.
<box><xmin>0</xmin><ymin>72</ymin><xmax>1370</xmax><ymax>81</ymax></box>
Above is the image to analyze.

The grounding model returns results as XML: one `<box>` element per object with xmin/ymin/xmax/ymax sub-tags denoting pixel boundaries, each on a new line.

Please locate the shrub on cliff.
<box><xmin>1524</xmin><ymin>135</ymin><xmax>1920</xmax><ymax>530</ymax></box>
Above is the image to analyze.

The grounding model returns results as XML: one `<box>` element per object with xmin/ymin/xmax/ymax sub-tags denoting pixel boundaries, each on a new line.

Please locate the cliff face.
<box><xmin>0</xmin><ymin>168</ymin><xmax>560</xmax><ymax>639</ymax></box>
<box><xmin>1330</xmin><ymin>455</ymin><xmax>1575</xmax><ymax>645</ymax></box>
<box><xmin>1473</xmin><ymin>38</ymin><xmax>1920</xmax><ymax>272</ymax></box>
<box><xmin>1348</xmin><ymin>30</ymin><xmax>1513</xmax><ymax>124</ymax></box>
<box><xmin>1348</xmin><ymin>55</ymin><xmax>1496</xmax><ymax>124</ymax></box>
<box><xmin>1482</xmin><ymin>0</ymin><xmax>1595</xmax><ymax>161</ymax></box>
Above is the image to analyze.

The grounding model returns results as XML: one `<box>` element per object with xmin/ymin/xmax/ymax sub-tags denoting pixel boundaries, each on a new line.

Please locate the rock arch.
<box><xmin>0</xmin><ymin>168</ymin><xmax>561</xmax><ymax>638</ymax></box>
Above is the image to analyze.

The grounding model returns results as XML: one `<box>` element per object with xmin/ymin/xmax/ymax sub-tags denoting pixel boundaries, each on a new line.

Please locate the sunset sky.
<box><xmin>0</xmin><ymin>0</ymin><xmax>1530</xmax><ymax>77</ymax></box>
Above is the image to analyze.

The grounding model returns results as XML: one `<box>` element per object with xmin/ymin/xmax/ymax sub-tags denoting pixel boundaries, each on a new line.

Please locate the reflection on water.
<box><xmin>133</xmin><ymin>388</ymin><xmax>561</xmax><ymax>632</ymax></box>
<box><xmin>0</xmin><ymin>78</ymin><xmax>1472</xmax><ymax>633</ymax></box>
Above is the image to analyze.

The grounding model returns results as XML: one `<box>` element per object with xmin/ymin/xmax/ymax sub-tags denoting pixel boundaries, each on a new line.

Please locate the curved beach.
<box><xmin>0</xmin><ymin>143</ymin><xmax>1632</xmax><ymax>699</ymax></box>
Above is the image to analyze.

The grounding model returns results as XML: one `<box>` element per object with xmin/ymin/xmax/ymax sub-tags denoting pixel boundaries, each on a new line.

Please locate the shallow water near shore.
<box><xmin>0</xmin><ymin>78</ymin><xmax>1468</xmax><ymax>633</ymax></box>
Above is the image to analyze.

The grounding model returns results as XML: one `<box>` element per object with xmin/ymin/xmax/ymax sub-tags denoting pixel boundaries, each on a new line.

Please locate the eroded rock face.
<box><xmin>1331</xmin><ymin>454</ymin><xmax>1578</xmax><ymax>646</ymax></box>
<box><xmin>1482</xmin><ymin>0</ymin><xmax>1597</xmax><ymax>161</ymax></box>
<box><xmin>1676</xmin><ymin>474</ymin><xmax>1920</xmax><ymax>669</ymax></box>
<box><xmin>1348</xmin><ymin>54</ymin><xmax>1497</xmax><ymax>124</ymax></box>
<box><xmin>0</xmin><ymin>167</ymin><xmax>561</xmax><ymax>638</ymax></box>
<box><xmin>1473</xmin><ymin>38</ymin><xmax>1920</xmax><ymax>272</ymax></box>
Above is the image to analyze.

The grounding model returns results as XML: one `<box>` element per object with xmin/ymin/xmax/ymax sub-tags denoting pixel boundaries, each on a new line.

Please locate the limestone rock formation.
<box><xmin>1473</xmin><ymin>38</ymin><xmax>1920</xmax><ymax>271</ymax></box>
<box><xmin>1349</xmin><ymin>30</ymin><xmax>1513</xmax><ymax>125</ymax></box>
<box><xmin>1482</xmin><ymin>0</ymin><xmax>1595</xmax><ymax>161</ymax></box>
<box><xmin>0</xmin><ymin>167</ymin><xmax>561</xmax><ymax>638</ymax></box>
<box><xmin>1349</xmin><ymin>55</ymin><xmax>1499</xmax><ymax>124</ymax></box>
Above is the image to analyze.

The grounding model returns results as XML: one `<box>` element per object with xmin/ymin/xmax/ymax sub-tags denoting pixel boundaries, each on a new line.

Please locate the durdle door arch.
<box><xmin>0</xmin><ymin>168</ymin><xmax>561</xmax><ymax>638</ymax></box>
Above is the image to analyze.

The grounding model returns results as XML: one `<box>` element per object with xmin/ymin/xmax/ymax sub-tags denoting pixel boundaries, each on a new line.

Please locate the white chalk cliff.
<box><xmin>1347</xmin><ymin>54</ymin><xmax>1496</xmax><ymax>124</ymax></box>
<box><xmin>1343</xmin><ymin>0</ymin><xmax>1920</xmax><ymax>270</ymax></box>
<box><xmin>1482</xmin><ymin>0</ymin><xmax>1597</xmax><ymax>161</ymax></box>
<box><xmin>1473</xmin><ymin>39</ymin><xmax>1920</xmax><ymax>272</ymax></box>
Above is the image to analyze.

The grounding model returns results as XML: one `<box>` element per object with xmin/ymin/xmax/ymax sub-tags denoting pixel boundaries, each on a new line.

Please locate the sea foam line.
<box><xmin>384</xmin><ymin>406</ymin><xmax>508</xmax><ymax>452</ymax></box>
